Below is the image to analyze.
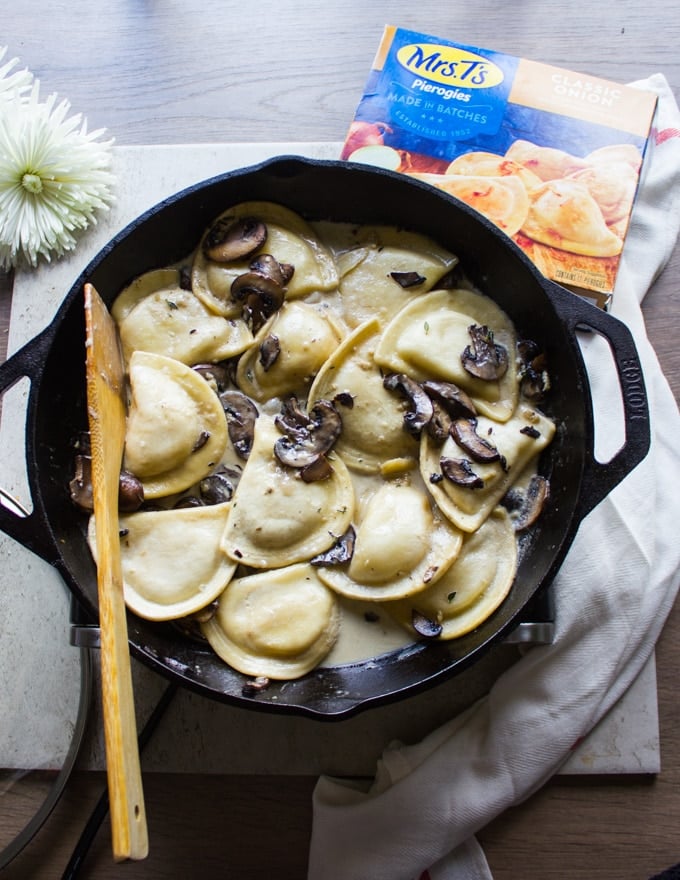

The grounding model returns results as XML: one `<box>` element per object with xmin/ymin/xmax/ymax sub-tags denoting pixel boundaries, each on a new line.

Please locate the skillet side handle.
<box><xmin>0</xmin><ymin>329</ymin><xmax>62</xmax><ymax>564</ymax></box>
<box><xmin>547</xmin><ymin>282</ymin><xmax>651</xmax><ymax>521</ymax></box>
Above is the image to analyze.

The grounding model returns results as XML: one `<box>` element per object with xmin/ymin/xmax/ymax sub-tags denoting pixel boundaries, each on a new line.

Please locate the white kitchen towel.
<box><xmin>307</xmin><ymin>73</ymin><xmax>680</xmax><ymax>880</ymax></box>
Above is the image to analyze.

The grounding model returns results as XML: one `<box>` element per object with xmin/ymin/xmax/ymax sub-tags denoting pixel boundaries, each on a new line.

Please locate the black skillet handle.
<box><xmin>545</xmin><ymin>280</ymin><xmax>651</xmax><ymax>521</ymax></box>
<box><xmin>0</xmin><ymin>327</ymin><xmax>61</xmax><ymax>564</ymax></box>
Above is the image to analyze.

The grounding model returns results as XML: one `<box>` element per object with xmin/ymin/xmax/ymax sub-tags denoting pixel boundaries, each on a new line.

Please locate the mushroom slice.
<box><xmin>230</xmin><ymin>268</ymin><xmax>286</xmax><ymax>332</ymax></box>
<box><xmin>220</xmin><ymin>415</ymin><xmax>354</xmax><ymax>569</ymax></box>
<box><xmin>390</xmin><ymin>270</ymin><xmax>427</xmax><ymax>288</ymax></box>
<box><xmin>118</xmin><ymin>470</ymin><xmax>145</xmax><ymax>512</ymax></box>
<box><xmin>273</xmin><ymin>399</ymin><xmax>342</xmax><ymax>471</ymax></box>
<box><xmin>411</xmin><ymin>610</ymin><xmax>443</xmax><ymax>640</ymax></box>
<box><xmin>382</xmin><ymin>373</ymin><xmax>434</xmax><ymax>437</ymax></box>
<box><xmin>236</xmin><ymin>301</ymin><xmax>344</xmax><ymax>403</ymax></box>
<box><xmin>315</xmin><ymin>482</ymin><xmax>463</xmax><ymax>602</ymax></box>
<box><xmin>192</xmin><ymin>362</ymin><xmax>230</xmax><ymax>392</ymax></box>
<box><xmin>259</xmin><ymin>334</ymin><xmax>281</xmax><ymax>371</ymax></box>
<box><xmin>461</xmin><ymin>324</ymin><xmax>509</xmax><ymax>381</ymax></box>
<box><xmin>192</xmin><ymin>201</ymin><xmax>338</xmax><ymax>318</ymax></box>
<box><xmin>220</xmin><ymin>389</ymin><xmax>259</xmax><ymax>460</ymax></box>
<box><xmin>386</xmin><ymin>507</ymin><xmax>517</xmax><ymax>640</ymax></box>
<box><xmin>421</xmin><ymin>405</ymin><xmax>555</xmax><ymax>533</ymax></box>
<box><xmin>421</xmin><ymin>380</ymin><xmax>477</xmax><ymax>420</ymax></box>
<box><xmin>375</xmin><ymin>288</ymin><xmax>518</xmax><ymax>422</ymax></box>
<box><xmin>307</xmin><ymin>319</ymin><xmax>419</xmax><ymax>473</ymax></box>
<box><xmin>117</xmin><ymin>284</ymin><xmax>253</xmax><ymax>366</ymax></box>
<box><xmin>425</xmin><ymin>400</ymin><xmax>454</xmax><ymax>444</ymax></box>
<box><xmin>123</xmin><ymin>351</ymin><xmax>229</xmax><ymax>499</ymax></box>
<box><xmin>503</xmin><ymin>473</ymin><xmax>550</xmax><ymax>531</ymax></box>
<box><xmin>249</xmin><ymin>253</ymin><xmax>295</xmax><ymax>285</ymax></box>
<box><xmin>331</xmin><ymin>224</ymin><xmax>458</xmax><ymax>328</ymax></box>
<box><xmin>199</xmin><ymin>465</ymin><xmax>243</xmax><ymax>504</ymax></box>
<box><xmin>439</xmin><ymin>457</ymin><xmax>484</xmax><ymax>489</ymax></box>
<box><xmin>69</xmin><ymin>453</ymin><xmax>94</xmax><ymax>512</ymax></box>
<box><xmin>517</xmin><ymin>339</ymin><xmax>551</xmax><ymax>402</ymax></box>
<box><xmin>201</xmin><ymin>563</ymin><xmax>340</xmax><ymax>680</ymax></box>
<box><xmin>449</xmin><ymin>417</ymin><xmax>502</xmax><ymax>463</ymax></box>
<box><xmin>202</xmin><ymin>216</ymin><xmax>267</xmax><ymax>263</ymax></box>
<box><xmin>310</xmin><ymin>526</ymin><xmax>356</xmax><ymax>566</ymax></box>
<box><xmin>88</xmin><ymin>502</ymin><xmax>236</xmax><ymax>622</ymax></box>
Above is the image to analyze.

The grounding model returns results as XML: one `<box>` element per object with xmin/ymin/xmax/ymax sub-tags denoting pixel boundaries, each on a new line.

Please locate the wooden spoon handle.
<box><xmin>84</xmin><ymin>283</ymin><xmax>148</xmax><ymax>861</ymax></box>
<box><xmin>98</xmin><ymin>554</ymin><xmax>149</xmax><ymax>860</ymax></box>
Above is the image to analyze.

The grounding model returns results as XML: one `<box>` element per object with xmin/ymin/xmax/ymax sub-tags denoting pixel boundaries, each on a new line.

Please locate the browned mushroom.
<box><xmin>273</xmin><ymin>398</ymin><xmax>342</xmax><ymax>477</ymax></box>
<box><xmin>220</xmin><ymin>389</ymin><xmax>259</xmax><ymax>459</ymax></box>
<box><xmin>517</xmin><ymin>339</ymin><xmax>551</xmax><ymax>401</ymax></box>
<box><xmin>69</xmin><ymin>453</ymin><xmax>94</xmax><ymax>512</ymax></box>
<box><xmin>505</xmin><ymin>474</ymin><xmax>550</xmax><ymax>531</ymax></box>
<box><xmin>421</xmin><ymin>379</ymin><xmax>477</xmax><ymax>419</ymax></box>
<box><xmin>203</xmin><ymin>216</ymin><xmax>267</xmax><ymax>263</ymax></box>
<box><xmin>390</xmin><ymin>270</ymin><xmax>426</xmax><ymax>288</ymax></box>
<box><xmin>439</xmin><ymin>457</ymin><xmax>485</xmax><ymax>489</ymax></box>
<box><xmin>449</xmin><ymin>417</ymin><xmax>502</xmax><ymax>464</ymax></box>
<box><xmin>259</xmin><ymin>334</ymin><xmax>281</xmax><ymax>371</ymax></box>
<box><xmin>426</xmin><ymin>398</ymin><xmax>454</xmax><ymax>443</ymax></box>
<box><xmin>275</xmin><ymin>394</ymin><xmax>314</xmax><ymax>441</ymax></box>
<box><xmin>231</xmin><ymin>270</ymin><xmax>286</xmax><ymax>332</ymax></box>
<box><xmin>173</xmin><ymin>495</ymin><xmax>205</xmax><ymax>509</ymax></box>
<box><xmin>333</xmin><ymin>391</ymin><xmax>354</xmax><ymax>409</ymax></box>
<box><xmin>300</xmin><ymin>455</ymin><xmax>333</xmax><ymax>483</ymax></box>
<box><xmin>249</xmin><ymin>253</ymin><xmax>295</xmax><ymax>286</ymax></box>
<box><xmin>241</xmin><ymin>676</ymin><xmax>271</xmax><ymax>697</ymax></box>
<box><xmin>191</xmin><ymin>430</ymin><xmax>211</xmax><ymax>453</ymax></box>
<box><xmin>192</xmin><ymin>362</ymin><xmax>230</xmax><ymax>393</ymax></box>
<box><xmin>411</xmin><ymin>609</ymin><xmax>443</xmax><ymax>639</ymax></box>
<box><xmin>70</xmin><ymin>454</ymin><xmax>145</xmax><ymax>513</ymax></box>
<box><xmin>461</xmin><ymin>324</ymin><xmax>508</xmax><ymax>381</ymax></box>
<box><xmin>118</xmin><ymin>470</ymin><xmax>145</xmax><ymax>512</ymax></box>
<box><xmin>310</xmin><ymin>525</ymin><xmax>356</xmax><ymax>566</ymax></box>
<box><xmin>383</xmin><ymin>372</ymin><xmax>434</xmax><ymax>437</ymax></box>
<box><xmin>199</xmin><ymin>465</ymin><xmax>242</xmax><ymax>504</ymax></box>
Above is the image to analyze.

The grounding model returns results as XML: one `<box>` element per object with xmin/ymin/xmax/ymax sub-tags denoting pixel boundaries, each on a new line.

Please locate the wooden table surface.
<box><xmin>2</xmin><ymin>2</ymin><xmax>679</xmax><ymax>878</ymax></box>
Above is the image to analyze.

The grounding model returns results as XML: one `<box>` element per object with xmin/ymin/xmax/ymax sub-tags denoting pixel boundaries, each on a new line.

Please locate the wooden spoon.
<box><xmin>84</xmin><ymin>282</ymin><xmax>148</xmax><ymax>861</ymax></box>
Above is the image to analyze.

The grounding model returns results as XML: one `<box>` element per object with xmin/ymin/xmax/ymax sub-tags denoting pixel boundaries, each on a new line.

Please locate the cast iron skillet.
<box><xmin>0</xmin><ymin>156</ymin><xmax>650</xmax><ymax>719</ymax></box>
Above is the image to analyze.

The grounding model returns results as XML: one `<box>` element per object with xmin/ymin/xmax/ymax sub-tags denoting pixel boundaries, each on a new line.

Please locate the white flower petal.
<box><xmin>0</xmin><ymin>46</ymin><xmax>34</xmax><ymax>104</ymax></box>
<box><xmin>0</xmin><ymin>59</ymin><xmax>115</xmax><ymax>269</ymax></box>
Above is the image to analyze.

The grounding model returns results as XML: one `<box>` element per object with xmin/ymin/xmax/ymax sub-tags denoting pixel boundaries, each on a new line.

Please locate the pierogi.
<box><xmin>407</xmin><ymin>171</ymin><xmax>530</xmax><ymax>237</ymax></box>
<box><xmin>117</xmin><ymin>274</ymin><xmax>253</xmax><ymax>366</ymax></box>
<box><xmin>84</xmin><ymin>201</ymin><xmax>556</xmax><ymax>682</ymax></box>
<box><xmin>420</xmin><ymin>406</ymin><xmax>556</xmax><ymax>533</ymax></box>
<box><xmin>88</xmin><ymin>502</ymin><xmax>236</xmax><ymax>621</ymax></box>
<box><xmin>387</xmin><ymin>507</ymin><xmax>517</xmax><ymax>640</ymax></box>
<box><xmin>308</xmin><ymin>319</ymin><xmax>420</xmax><ymax>473</ymax></box>
<box><xmin>191</xmin><ymin>201</ymin><xmax>338</xmax><ymax>317</ymax></box>
<box><xmin>202</xmin><ymin>563</ymin><xmax>340</xmax><ymax>680</ymax></box>
<box><xmin>236</xmin><ymin>301</ymin><xmax>344</xmax><ymax>402</ymax></box>
<box><xmin>315</xmin><ymin>481</ymin><xmax>463</xmax><ymax>601</ymax></box>
<box><xmin>374</xmin><ymin>288</ymin><xmax>519</xmax><ymax>422</ymax></box>
<box><xmin>123</xmin><ymin>351</ymin><xmax>229</xmax><ymax>499</ymax></box>
<box><xmin>220</xmin><ymin>415</ymin><xmax>355</xmax><ymax>569</ymax></box>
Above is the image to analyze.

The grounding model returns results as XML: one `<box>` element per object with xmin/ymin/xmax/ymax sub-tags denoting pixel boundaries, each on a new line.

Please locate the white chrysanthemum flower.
<box><xmin>0</xmin><ymin>46</ymin><xmax>33</xmax><ymax>104</ymax></box>
<box><xmin>0</xmin><ymin>62</ymin><xmax>115</xmax><ymax>270</ymax></box>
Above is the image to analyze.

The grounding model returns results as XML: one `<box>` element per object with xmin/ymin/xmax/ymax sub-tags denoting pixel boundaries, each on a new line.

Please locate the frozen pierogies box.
<box><xmin>341</xmin><ymin>25</ymin><xmax>658</xmax><ymax>307</ymax></box>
